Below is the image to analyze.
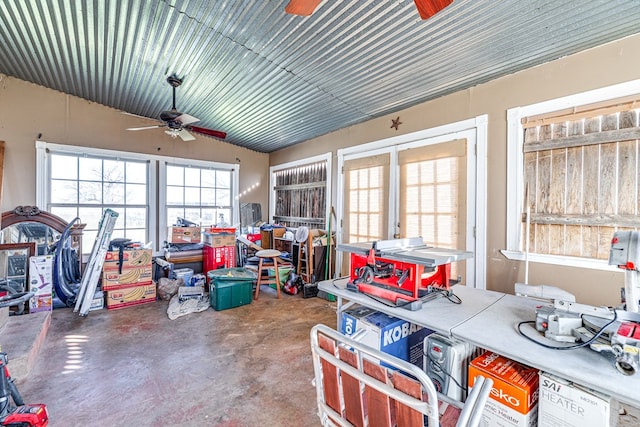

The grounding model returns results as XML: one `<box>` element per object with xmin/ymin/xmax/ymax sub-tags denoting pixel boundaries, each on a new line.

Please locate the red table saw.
<box><xmin>337</xmin><ymin>237</ymin><xmax>473</xmax><ymax>310</ymax></box>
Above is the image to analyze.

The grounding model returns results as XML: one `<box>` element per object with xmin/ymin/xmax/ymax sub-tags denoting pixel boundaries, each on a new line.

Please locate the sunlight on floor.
<box><xmin>62</xmin><ymin>334</ymin><xmax>88</xmax><ymax>374</ymax></box>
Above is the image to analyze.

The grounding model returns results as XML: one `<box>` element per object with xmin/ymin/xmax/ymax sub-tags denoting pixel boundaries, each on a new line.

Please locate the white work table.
<box><xmin>320</xmin><ymin>278</ymin><xmax>504</xmax><ymax>335</ymax></box>
<box><xmin>318</xmin><ymin>278</ymin><xmax>640</xmax><ymax>407</ymax></box>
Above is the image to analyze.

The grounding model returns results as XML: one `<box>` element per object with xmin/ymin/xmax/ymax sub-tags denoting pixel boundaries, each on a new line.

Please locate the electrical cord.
<box><xmin>517</xmin><ymin>310</ymin><xmax>618</xmax><ymax>350</ymax></box>
<box><xmin>423</xmin><ymin>355</ymin><xmax>465</xmax><ymax>391</ymax></box>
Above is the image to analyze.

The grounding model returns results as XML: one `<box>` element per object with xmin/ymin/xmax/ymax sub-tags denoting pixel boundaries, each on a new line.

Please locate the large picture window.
<box><xmin>36</xmin><ymin>142</ymin><xmax>238</xmax><ymax>255</ymax></box>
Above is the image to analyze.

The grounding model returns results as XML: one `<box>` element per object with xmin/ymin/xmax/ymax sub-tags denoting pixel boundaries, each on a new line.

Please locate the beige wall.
<box><xmin>270</xmin><ymin>33</ymin><xmax>640</xmax><ymax>306</ymax></box>
<box><xmin>0</xmin><ymin>75</ymin><xmax>270</xmax><ymax>228</ymax></box>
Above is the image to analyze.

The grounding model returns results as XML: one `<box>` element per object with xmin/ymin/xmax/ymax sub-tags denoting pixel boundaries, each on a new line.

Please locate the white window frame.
<box><xmin>269</xmin><ymin>152</ymin><xmax>333</xmax><ymax>226</ymax></box>
<box><xmin>336</xmin><ymin>115</ymin><xmax>488</xmax><ymax>289</ymax></box>
<box><xmin>36</xmin><ymin>141</ymin><xmax>239</xmax><ymax>255</ymax></box>
<box><xmin>159</xmin><ymin>158</ymin><xmax>239</xmax><ymax>245</ymax></box>
<box><xmin>503</xmin><ymin>79</ymin><xmax>640</xmax><ymax>271</ymax></box>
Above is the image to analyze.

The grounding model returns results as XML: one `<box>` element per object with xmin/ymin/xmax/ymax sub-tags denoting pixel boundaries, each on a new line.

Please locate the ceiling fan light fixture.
<box><xmin>285</xmin><ymin>0</ymin><xmax>322</xmax><ymax>16</ymax></box>
<box><xmin>413</xmin><ymin>0</ymin><xmax>453</xmax><ymax>19</ymax></box>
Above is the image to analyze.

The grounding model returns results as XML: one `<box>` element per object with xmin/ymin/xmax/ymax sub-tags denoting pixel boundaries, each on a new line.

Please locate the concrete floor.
<box><xmin>15</xmin><ymin>288</ymin><xmax>337</xmax><ymax>427</ymax></box>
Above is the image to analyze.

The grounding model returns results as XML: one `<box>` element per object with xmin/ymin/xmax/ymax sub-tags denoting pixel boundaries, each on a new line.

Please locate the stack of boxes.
<box><xmin>203</xmin><ymin>228</ymin><xmax>236</xmax><ymax>277</ymax></box>
<box><xmin>101</xmin><ymin>247</ymin><xmax>156</xmax><ymax>309</ymax></box>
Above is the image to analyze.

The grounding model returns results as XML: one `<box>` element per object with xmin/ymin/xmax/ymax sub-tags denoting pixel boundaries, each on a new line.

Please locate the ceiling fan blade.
<box><xmin>127</xmin><ymin>125</ymin><xmax>163</xmax><ymax>131</ymax></box>
<box><xmin>122</xmin><ymin>111</ymin><xmax>154</xmax><ymax>120</ymax></box>
<box><xmin>177</xmin><ymin>129</ymin><xmax>196</xmax><ymax>141</ymax></box>
<box><xmin>176</xmin><ymin>113</ymin><xmax>200</xmax><ymax>126</ymax></box>
<box><xmin>187</xmin><ymin>125</ymin><xmax>227</xmax><ymax>140</ymax></box>
<box><xmin>285</xmin><ymin>0</ymin><xmax>322</xmax><ymax>16</ymax></box>
<box><xmin>413</xmin><ymin>0</ymin><xmax>453</xmax><ymax>19</ymax></box>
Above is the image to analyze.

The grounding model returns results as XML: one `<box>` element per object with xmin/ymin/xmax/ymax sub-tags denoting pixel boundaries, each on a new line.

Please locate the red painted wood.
<box><xmin>318</xmin><ymin>334</ymin><xmax>341</xmax><ymax>414</ymax></box>
<box><xmin>363</xmin><ymin>359</ymin><xmax>393</xmax><ymax>427</ymax></box>
<box><xmin>338</xmin><ymin>347</ymin><xmax>365</xmax><ymax>427</ymax></box>
<box><xmin>285</xmin><ymin>0</ymin><xmax>323</xmax><ymax>16</ymax></box>
<box><xmin>392</xmin><ymin>371</ymin><xmax>424</xmax><ymax>427</ymax></box>
<box><xmin>413</xmin><ymin>0</ymin><xmax>453</xmax><ymax>19</ymax></box>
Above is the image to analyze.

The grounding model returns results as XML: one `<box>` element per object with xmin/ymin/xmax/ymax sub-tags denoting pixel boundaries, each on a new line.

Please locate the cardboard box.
<box><xmin>168</xmin><ymin>226</ymin><xmax>202</xmax><ymax>244</ymax></box>
<box><xmin>340</xmin><ymin>305</ymin><xmax>433</xmax><ymax>370</ymax></box>
<box><xmin>203</xmin><ymin>231</ymin><xmax>236</xmax><ymax>248</ymax></box>
<box><xmin>103</xmin><ymin>248</ymin><xmax>152</xmax><ymax>270</ymax></box>
<box><xmin>538</xmin><ymin>371</ymin><xmax>617</xmax><ymax>427</ymax></box>
<box><xmin>28</xmin><ymin>255</ymin><xmax>53</xmax><ymax>313</ymax></box>
<box><xmin>468</xmin><ymin>351</ymin><xmax>539</xmax><ymax>427</ymax></box>
<box><xmin>101</xmin><ymin>266</ymin><xmax>153</xmax><ymax>290</ymax></box>
<box><xmin>105</xmin><ymin>283</ymin><xmax>156</xmax><ymax>309</ymax></box>
<box><xmin>90</xmin><ymin>291</ymin><xmax>104</xmax><ymax>311</ymax></box>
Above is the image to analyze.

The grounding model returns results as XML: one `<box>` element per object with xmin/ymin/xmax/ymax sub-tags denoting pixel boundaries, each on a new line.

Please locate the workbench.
<box><xmin>318</xmin><ymin>278</ymin><xmax>640</xmax><ymax>408</ymax></box>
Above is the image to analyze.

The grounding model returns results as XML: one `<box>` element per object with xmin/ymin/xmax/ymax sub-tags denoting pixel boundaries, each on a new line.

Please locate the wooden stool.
<box><xmin>254</xmin><ymin>249</ymin><xmax>282</xmax><ymax>300</ymax></box>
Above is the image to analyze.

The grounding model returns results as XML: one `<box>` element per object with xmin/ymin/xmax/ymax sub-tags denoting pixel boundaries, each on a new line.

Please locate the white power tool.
<box><xmin>516</xmin><ymin>231</ymin><xmax>640</xmax><ymax>376</ymax></box>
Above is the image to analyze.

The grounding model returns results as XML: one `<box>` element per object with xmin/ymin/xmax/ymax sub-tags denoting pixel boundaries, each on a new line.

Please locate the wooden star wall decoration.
<box><xmin>391</xmin><ymin>116</ymin><xmax>402</xmax><ymax>130</ymax></box>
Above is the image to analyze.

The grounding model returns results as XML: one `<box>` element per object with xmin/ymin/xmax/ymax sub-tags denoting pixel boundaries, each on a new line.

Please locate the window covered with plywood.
<box><xmin>522</xmin><ymin>97</ymin><xmax>640</xmax><ymax>260</ymax></box>
<box><xmin>273</xmin><ymin>161</ymin><xmax>327</xmax><ymax>228</ymax></box>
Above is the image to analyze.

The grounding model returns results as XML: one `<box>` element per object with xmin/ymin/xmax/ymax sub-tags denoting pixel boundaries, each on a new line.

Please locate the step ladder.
<box><xmin>74</xmin><ymin>209</ymin><xmax>119</xmax><ymax>316</ymax></box>
<box><xmin>295</xmin><ymin>227</ymin><xmax>313</xmax><ymax>283</ymax></box>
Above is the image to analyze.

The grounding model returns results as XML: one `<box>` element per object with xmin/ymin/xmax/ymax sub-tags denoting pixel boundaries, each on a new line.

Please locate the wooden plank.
<box><xmin>539</xmin><ymin>124</ymin><xmax>552</xmax><ymax>141</ymax></box>
<box><xmin>337</xmin><ymin>347</ymin><xmax>365</xmax><ymax>427</ymax></box>
<box><xmin>565</xmin><ymin>146</ymin><xmax>582</xmax><ymax>214</ymax></box>
<box><xmin>363</xmin><ymin>359</ymin><xmax>393</xmax><ymax>427</ymax></box>
<box><xmin>565</xmin><ymin>224</ymin><xmax>583</xmax><ymax>257</ymax></box>
<box><xmin>567</xmin><ymin>118</ymin><xmax>584</xmax><ymax>137</ymax></box>
<box><xmin>529</xmin><ymin>213</ymin><xmax>640</xmax><ymax>227</ymax></box>
<box><xmin>524</xmin><ymin>127</ymin><xmax>640</xmax><ymax>152</ymax></box>
<box><xmin>583</xmin><ymin>144</ymin><xmax>599</xmax><ymax>215</ymax></box>
<box><xmin>549</xmin><ymin>224</ymin><xmax>565</xmax><ymax>255</ymax></box>
<box><xmin>535</xmin><ymin>223</ymin><xmax>550</xmax><ymax>254</ymax></box>
<box><xmin>537</xmin><ymin>150</ymin><xmax>551</xmax><ymax>214</ymax></box>
<box><xmin>601</xmin><ymin>113</ymin><xmax>619</xmax><ymax>132</ymax></box>
<box><xmin>620</xmin><ymin>110</ymin><xmax>638</xmax><ymax>129</ymax></box>
<box><xmin>318</xmin><ymin>334</ymin><xmax>341</xmax><ymax>414</ymax></box>
<box><xmin>618</xmin><ymin>139</ymin><xmax>637</xmax><ymax>215</ymax></box>
<box><xmin>582</xmin><ymin>226</ymin><xmax>598</xmax><ymax>258</ymax></box>
<box><xmin>391</xmin><ymin>371</ymin><xmax>424</xmax><ymax>427</ymax></box>
<box><xmin>552</xmin><ymin>121</ymin><xmax>567</xmax><ymax>139</ymax></box>
<box><xmin>549</xmin><ymin>148</ymin><xmax>566</xmax><ymax>214</ymax></box>
<box><xmin>598</xmin><ymin>226</ymin><xmax>616</xmax><ymax>260</ymax></box>
<box><xmin>599</xmin><ymin>142</ymin><xmax>617</xmax><ymax>214</ymax></box>
<box><xmin>524</xmin><ymin>126</ymin><xmax>539</xmax><ymax>143</ymax></box>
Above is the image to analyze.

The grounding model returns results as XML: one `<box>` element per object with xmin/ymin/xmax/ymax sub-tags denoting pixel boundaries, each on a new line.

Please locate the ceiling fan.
<box><xmin>285</xmin><ymin>0</ymin><xmax>453</xmax><ymax>19</ymax></box>
<box><xmin>126</xmin><ymin>75</ymin><xmax>227</xmax><ymax>141</ymax></box>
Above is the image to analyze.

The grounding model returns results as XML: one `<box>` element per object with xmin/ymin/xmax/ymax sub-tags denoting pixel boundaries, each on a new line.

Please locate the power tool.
<box><xmin>517</xmin><ymin>231</ymin><xmax>640</xmax><ymax>376</ymax></box>
<box><xmin>338</xmin><ymin>237</ymin><xmax>473</xmax><ymax>310</ymax></box>
<box><xmin>0</xmin><ymin>352</ymin><xmax>48</xmax><ymax>427</ymax></box>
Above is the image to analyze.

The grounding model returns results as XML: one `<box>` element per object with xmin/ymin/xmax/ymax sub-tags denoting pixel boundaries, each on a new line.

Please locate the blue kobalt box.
<box><xmin>340</xmin><ymin>306</ymin><xmax>433</xmax><ymax>370</ymax></box>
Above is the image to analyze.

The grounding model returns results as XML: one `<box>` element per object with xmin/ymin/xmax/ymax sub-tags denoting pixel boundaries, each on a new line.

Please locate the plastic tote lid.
<box><xmin>208</xmin><ymin>268</ymin><xmax>257</xmax><ymax>280</ymax></box>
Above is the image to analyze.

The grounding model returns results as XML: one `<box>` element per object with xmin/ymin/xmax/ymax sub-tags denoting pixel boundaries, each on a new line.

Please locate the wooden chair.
<box><xmin>310</xmin><ymin>324</ymin><xmax>493</xmax><ymax>427</ymax></box>
<box><xmin>254</xmin><ymin>249</ymin><xmax>283</xmax><ymax>299</ymax></box>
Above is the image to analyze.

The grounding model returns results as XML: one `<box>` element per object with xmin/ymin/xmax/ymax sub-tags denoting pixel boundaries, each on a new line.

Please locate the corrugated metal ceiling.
<box><xmin>1</xmin><ymin>0</ymin><xmax>639</xmax><ymax>152</ymax></box>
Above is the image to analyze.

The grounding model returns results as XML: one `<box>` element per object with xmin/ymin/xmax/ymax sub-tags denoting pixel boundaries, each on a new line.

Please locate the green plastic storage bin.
<box><xmin>208</xmin><ymin>268</ymin><xmax>256</xmax><ymax>311</ymax></box>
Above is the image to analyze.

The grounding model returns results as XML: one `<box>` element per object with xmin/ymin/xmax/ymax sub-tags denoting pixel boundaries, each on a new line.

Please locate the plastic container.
<box><xmin>174</xmin><ymin>268</ymin><xmax>194</xmax><ymax>285</ymax></box>
<box><xmin>267</xmin><ymin>266</ymin><xmax>292</xmax><ymax>287</ymax></box>
<box><xmin>208</xmin><ymin>268</ymin><xmax>256</xmax><ymax>311</ymax></box>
